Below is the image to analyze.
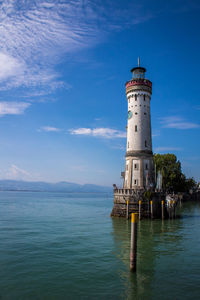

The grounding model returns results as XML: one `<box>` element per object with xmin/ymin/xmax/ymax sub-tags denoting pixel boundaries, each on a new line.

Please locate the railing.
<box><xmin>125</xmin><ymin>79</ymin><xmax>152</xmax><ymax>89</ymax></box>
<box><xmin>113</xmin><ymin>188</ymin><xmax>144</xmax><ymax>196</ymax></box>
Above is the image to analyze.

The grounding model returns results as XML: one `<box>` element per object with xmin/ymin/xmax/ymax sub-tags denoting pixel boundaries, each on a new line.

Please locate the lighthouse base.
<box><xmin>111</xmin><ymin>188</ymin><xmax>165</xmax><ymax>218</ymax></box>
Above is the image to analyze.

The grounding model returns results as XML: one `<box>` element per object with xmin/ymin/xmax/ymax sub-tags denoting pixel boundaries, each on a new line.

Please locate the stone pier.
<box><xmin>111</xmin><ymin>188</ymin><xmax>166</xmax><ymax>219</ymax></box>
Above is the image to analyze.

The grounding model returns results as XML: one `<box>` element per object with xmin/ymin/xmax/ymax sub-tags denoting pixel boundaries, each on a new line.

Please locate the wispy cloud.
<box><xmin>0</xmin><ymin>164</ymin><xmax>42</xmax><ymax>181</ymax></box>
<box><xmin>0</xmin><ymin>101</ymin><xmax>31</xmax><ymax>116</ymax></box>
<box><xmin>69</xmin><ymin>127</ymin><xmax>126</xmax><ymax>139</ymax></box>
<box><xmin>38</xmin><ymin>126</ymin><xmax>61</xmax><ymax>132</ymax></box>
<box><xmin>160</xmin><ymin>116</ymin><xmax>199</xmax><ymax>129</ymax></box>
<box><xmin>5</xmin><ymin>164</ymin><xmax>31</xmax><ymax>180</ymax></box>
<box><xmin>152</xmin><ymin>130</ymin><xmax>160</xmax><ymax>137</ymax></box>
<box><xmin>0</xmin><ymin>0</ymin><xmax>96</xmax><ymax>91</ymax></box>
<box><xmin>0</xmin><ymin>0</ymin><xmax>153</xmax><ymax>93</ymax></box>
<box><xmin>154</xmin><ymin>147</ymin><xmax>183</xmax><ymax>152</ymax></box>
<box><xmin>0</xmin><ymin>52</ymin><xmax>64</xmax><ymax>92</ymax></box>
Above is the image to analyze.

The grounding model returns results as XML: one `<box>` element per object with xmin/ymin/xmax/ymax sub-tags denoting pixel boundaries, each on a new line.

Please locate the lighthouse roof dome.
<box><xmin>131</xmin><ymin>66</ymin><xmax>146</xmax><ymax>73</ymax></box>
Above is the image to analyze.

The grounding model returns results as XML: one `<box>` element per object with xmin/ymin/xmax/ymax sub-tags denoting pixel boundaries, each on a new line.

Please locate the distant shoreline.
<box><xmin>0</xmin><ymin>189</ymin><xmax>112</xmax><ymax>194</ymax></box>
<box><xmin>0</xmin><ymin>180</ymin><xmax>113</xmax><ymax>193</ymax></box>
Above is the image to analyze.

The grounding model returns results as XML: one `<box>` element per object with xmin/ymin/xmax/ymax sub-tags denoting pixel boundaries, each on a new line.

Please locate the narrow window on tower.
<box><xmin>145</xmin><ymin>140</ymin><xmax>147</xmax><ymax>147</ymax></box>
<box><xmin>144</xmin><ymin>95</ymin><xmax>146</xmax><ymax>101</ymax></box>
<box><xmin>146</xmin><ymin>164</ymin><xmax>148</xmax><ymax>170</ymax></box>
<box><xmin>135</xmin><ymin>94</ymin><xmax>137</xmax><ymax>101</ymax></box>
<box><xmin>135</xmin><ymin>125</ymin><xmax>137</xmax><ymax>132</ymax></box>
<box><xmin>134</xmin><ymin>179</ymin><xmax>137</xmax><ymax>185</ymax></box>
<box><xmin>134</xmin><ymin>163</ymin><xmax>138</xmax><ymax>170</ymax></box>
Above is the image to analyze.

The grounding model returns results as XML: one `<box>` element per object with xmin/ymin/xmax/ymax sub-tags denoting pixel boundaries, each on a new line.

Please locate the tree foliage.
<box><xmin>153</xmin><ymin>153</ymin><xmax>196</xmax><ymax>192</ymax></box>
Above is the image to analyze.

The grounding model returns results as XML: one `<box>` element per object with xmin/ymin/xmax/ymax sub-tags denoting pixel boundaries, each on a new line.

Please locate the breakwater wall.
<box><xmin>111</xmin><ymin>189</ymin><xmax>200</xmax><ymax>219</ymax></box>
<box><xmin>111</xmin><ymin>188</ymin><xmax>166</xmax><ymax>218</ymax></box>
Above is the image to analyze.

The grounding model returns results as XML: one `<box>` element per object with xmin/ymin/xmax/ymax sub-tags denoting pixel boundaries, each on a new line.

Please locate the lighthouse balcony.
<box><xmin>113</xmin><ymin>188</ymin><xmax>144</xmax><ymax>196</ymax></box>
<box><xmin>125</xmin><ymin>78</ymin><xmax>152</xmax><ymax>88</ymax></box>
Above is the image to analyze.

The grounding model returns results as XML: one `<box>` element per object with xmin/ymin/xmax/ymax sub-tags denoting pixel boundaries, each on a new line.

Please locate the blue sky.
<box><xmin>0</xmin><ymin>0</ymin><xmax>199</xmax><ymax>186</ymax></box>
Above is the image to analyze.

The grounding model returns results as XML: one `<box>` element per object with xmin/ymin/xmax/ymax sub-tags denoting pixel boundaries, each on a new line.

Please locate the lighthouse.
<box><xmin>123</xmin><ymin>59</ymin><xmax>153</xmax><ymax>189</ymax></box>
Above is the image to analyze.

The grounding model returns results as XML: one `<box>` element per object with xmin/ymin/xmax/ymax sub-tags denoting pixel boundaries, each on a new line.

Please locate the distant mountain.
<box><xmin>0</xmin><ymin>180</ymin><xmax>113</xmax><ymax>193</ymax></box>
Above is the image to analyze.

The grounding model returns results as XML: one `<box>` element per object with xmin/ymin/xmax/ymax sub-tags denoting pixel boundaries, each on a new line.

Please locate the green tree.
<box><xmin>153</xmin><ymin>153</ymin><xmax>196</xmax><ymax>192</ymax></box>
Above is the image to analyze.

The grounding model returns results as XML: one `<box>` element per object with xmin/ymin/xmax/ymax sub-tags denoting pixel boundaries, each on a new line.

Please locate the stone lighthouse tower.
<box><xmin>123</xmin><ymin>59</ymin><xmax>153</xmax><ymax>189</ymax></box>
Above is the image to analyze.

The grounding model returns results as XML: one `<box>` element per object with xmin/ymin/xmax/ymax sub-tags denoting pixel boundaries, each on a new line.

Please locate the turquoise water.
<box><xmin>0</xmin><ymin>191</ymin><xmax>200</xmax><ymax>300</ymax></box>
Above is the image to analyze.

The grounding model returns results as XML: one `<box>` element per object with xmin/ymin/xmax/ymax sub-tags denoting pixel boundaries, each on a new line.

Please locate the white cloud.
<box><xmin>38</xmin><ymin>126</ymin><xmax>61</xmax><ymax>132</ymax></box>
<box><xmin>0</xmin><ymin>164</ymin><xmax>42</xmax><ymax>181</ymax></box>
<box><xmin>0</xmin><ymin>52</ymin><xmax>64</xmax><ymax>91</ymax></box>
<box><xmin>154</xmin><ymin>147</ymin><xmax>183</xmax><ymax>152</ymax></box>
<box><xmin>69</xmin><ymin>127</ymin><xmax>126</xmax><ymax>139</ymax></box>
<box><xmin>6</xmin><ymin>164</ymin><xmax>31</xmax><ymax>180</ymax></box>
<box><xmin>160</xmin><ymin>116</ymin><xmax>199</xmax><ymax>129</ymax></box>
<box><xmin>0</xmin><ymin>101</ymin><xmax>31</xmax><ymax>116</ymax></box>
<box><xmin>0</xmin><ymin>0</ymin><xmax>97</xmax><ymax>90</ymax></box>
<box><xmin>71</xmin><ymin>128</ymin><xmax>92</xmax><ymax>135</ymax></box>
<box><xmin>152</xmin><ymin>130</ymin><xmax>160</xmax><ymax>137</ymax></box>
<box><xmin>0</xmin><ymin>53</ymin><xmax>23</xmax><ymax>81</ymax></box>
<box><xmin>0</xmin><ymin>0</ymin><xmax>153</xmax><ymax>92</ymax></box>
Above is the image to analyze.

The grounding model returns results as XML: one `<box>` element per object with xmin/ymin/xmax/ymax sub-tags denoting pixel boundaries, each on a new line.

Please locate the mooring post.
<box><xmin>169</xmin><ymin>200</ymin><xmax>172</xmax><ymax>219</ymax></box>
<box><xmin>126</xmin><ymin>200</ymin><xmax>129</xmax><ymax>219</ymax></box>
<box><xmin>139</xmin><ymin>200</ymin><xmax>142</xmax><ymax>220</ymax></box>
<box><xmin>130</xmin><ymin>213</ymin><xmax>138</xmax><ymax>272</ymax></box>
<box><xmin>150</xmin><ymin>200</ymin><xmax>153</xmax><ymax>219</ymax></box>
<box><xmin>161</xmin><ymin>200</ymin><xmax>164</xmax><ymax>219</ymax></box>
<box><xmin>173</xmin><ymin>200</ymin><xmax>176</xmax><ymax>218</ymax></box>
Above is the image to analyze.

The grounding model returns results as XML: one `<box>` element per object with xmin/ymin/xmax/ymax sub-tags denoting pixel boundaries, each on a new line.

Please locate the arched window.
<box><xmin>144</xmin><ymin>95</ymin><xmax>146</xmax><ymax>101</ymax></box>
<box><xmin>135</xmin><ymin>94</ymin><xmax>137</xmax><ymax>101</ymax></box>
<box><xmin>145</xmin><ymin>140</ymin><xmax>147</xmax><ymax>147</ymax></box>
<box><xmin>135</xmin><ymin>125</ymin><xmax>137</xmax><ymax>132</ymax></box>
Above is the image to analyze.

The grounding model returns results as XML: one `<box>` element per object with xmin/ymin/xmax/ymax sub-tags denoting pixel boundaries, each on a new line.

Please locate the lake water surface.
<box><xmin>0</xmin><ymin>191</ymin><xmax>200</xmax><ymax>299</ymax></box>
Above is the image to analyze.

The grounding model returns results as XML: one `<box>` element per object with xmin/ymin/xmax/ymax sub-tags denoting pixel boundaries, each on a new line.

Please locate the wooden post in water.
<box><xmin>173</xmin><ymin>200</ymin><xmax>176</xmax><ymax>218</ymax></box>
<box><xmin>130</xmin><ymin>213</ymin><xmax>138</xmax><ymax>272</ymax></box>
<box><xmin>126</xmin><ymin>200</ymin><xmax>129</xmax><ymax>219</ymax></box>
<box><xmin>161</xmin><ymin>200</ymin><xmax>164</xmax><ymax>219</ymax></box>
<box><xmin>169</xmin><ymin>200</ymin><xmax>172</xmax><ymax>219</ymax></box>
<box><xmin>150</xmin><ymin>200</ymin><xmax>153</xmax><ymax>219</ymax></box>
<box><xmin>139</xmin><ymin>200</ymin><xmax>142</xmax><ymax>220</ymax></box>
